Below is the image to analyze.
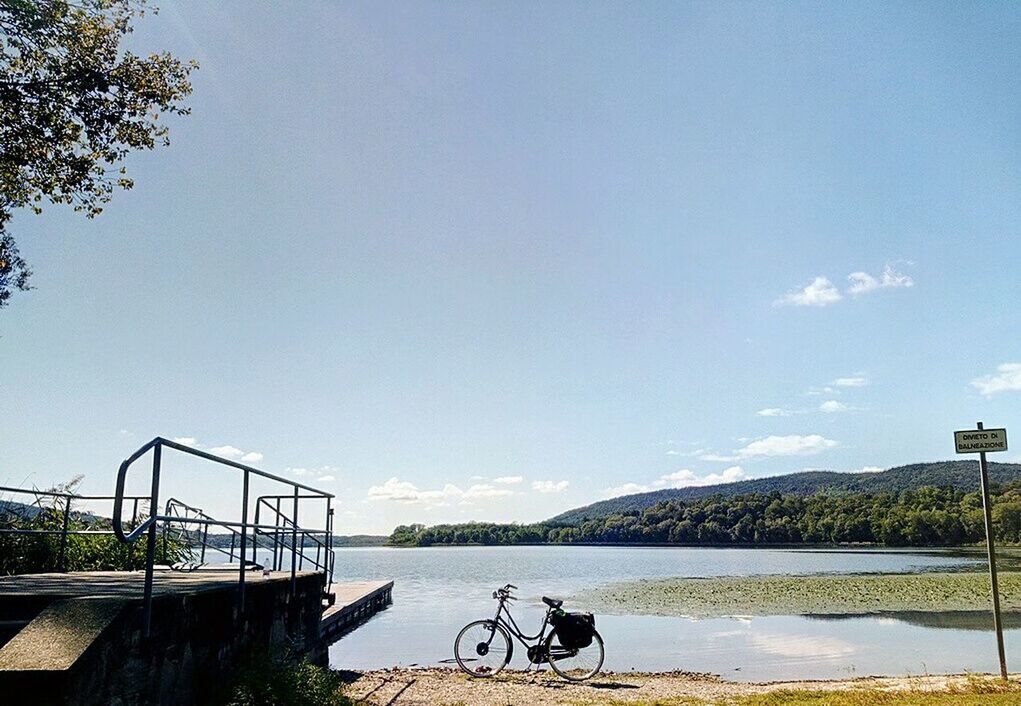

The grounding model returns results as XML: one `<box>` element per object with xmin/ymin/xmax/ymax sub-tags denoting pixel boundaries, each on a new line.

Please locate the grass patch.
<box><xmin>220</xmin><ymin>658</ymin><xmax>352</xmax><ymax>706</ymax></box>
<box><xmin>577</xmin><ymin>572</ymin><xmax>1021</xmax><ymax>617</ymax></box>
<box><xmin>736</xmin><ymin>688</ymin><xmax>1020</xmax><ymax>705</ymax></box>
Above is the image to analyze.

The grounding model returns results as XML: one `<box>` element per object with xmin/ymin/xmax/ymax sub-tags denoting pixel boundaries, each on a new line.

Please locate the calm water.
<box><xmin>313</xmin><ymin>545</ymin><xmax>1017</xmax><ymax>681</ymax></box>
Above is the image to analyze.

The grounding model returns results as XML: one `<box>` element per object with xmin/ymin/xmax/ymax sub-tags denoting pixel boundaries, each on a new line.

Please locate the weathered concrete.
<box><xmin>0</xmin><ymin>597</ymin><xmax>125</xmax><ymax>672</ymax></box>
<box><xmin>0</xmin><ymin>568</ymin><xmax>325</xmax><ymax>706</ymax></box>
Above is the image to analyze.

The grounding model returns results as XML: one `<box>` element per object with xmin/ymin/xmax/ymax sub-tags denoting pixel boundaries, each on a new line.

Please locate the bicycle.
<box><xmin>453</xmin><ymin>583</ymin><xmax>605</xmax><ymax>681</ymax></box>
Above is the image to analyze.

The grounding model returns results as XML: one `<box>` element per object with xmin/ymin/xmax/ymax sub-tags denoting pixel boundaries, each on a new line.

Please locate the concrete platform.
<box><xmin>0</xmin><ymin>568</ymin><xmax>329</xmax><ymax>706</ymax></box>
<box><xmin>0</xmin><ymin>567</ymin><xmax>319</xmax><ymax>600</ymax></box>
<box><xmin>321</xmin><ymin>579</ymin><xmax>393</xmax><ymax>640</ymax></box>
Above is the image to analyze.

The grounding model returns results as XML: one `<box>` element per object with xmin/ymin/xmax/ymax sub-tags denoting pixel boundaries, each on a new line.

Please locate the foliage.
<box><xmin>221</xmin><ymin>657</ymin><xmax>352</xmax><ymax>706</ymax></box>
<box><xmin>390</xmin><ymin>480</ymin><xmax>1021</xmax><ymax>548</ymax></box>
<box><xmin>0</xmin><ymin>477</ymin><xmax>191</xmax><ymax>574</ymax></box>
<box><xmin>550</xmin><ymin>461</ymin><xmax>1021</xmax><ymax>524</ymax></box>
<box><xmin>0</xmin><ymin>0</ymin><xmax>195</xmax><ymax>307</ymax></box>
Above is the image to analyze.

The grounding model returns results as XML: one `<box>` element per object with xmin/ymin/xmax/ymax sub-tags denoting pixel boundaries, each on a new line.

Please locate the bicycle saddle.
<box><xmin>542</xmin><ymin>596</ymin><xmax>563</xmax><ymax>609</ymax></box>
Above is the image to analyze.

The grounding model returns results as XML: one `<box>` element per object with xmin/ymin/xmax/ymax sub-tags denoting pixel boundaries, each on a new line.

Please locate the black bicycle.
<box><xmin>453</xmin><ymin>584</ymin><xmax>604</xmax><ymax>681</ymax></box>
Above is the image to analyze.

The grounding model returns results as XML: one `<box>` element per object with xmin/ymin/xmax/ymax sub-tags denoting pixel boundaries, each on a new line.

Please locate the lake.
<box><xmin>319</xmin><ymin>545</ymin><xmax>1017</xmax><ymax>681</ymax></box>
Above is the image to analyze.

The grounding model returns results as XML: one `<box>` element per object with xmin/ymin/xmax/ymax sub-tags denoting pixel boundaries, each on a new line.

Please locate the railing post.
<box><xmin>142</xmin><ymin>442</ymin><xmax>162</xmax><ymax>639</ymax></box>
<box><xmin>239</xmin><ymin>469</ymin><xmax>250</xmax><ymax>615</ymax></box>
<box><xmin>129</xmin><ymin>498</ymin><xmax>139</xmax><ymax>571</ymax></box>
<box><xmin>326</xmin><ymin>501</ymin><xmax>334</xmax><ymax>590</ymax></box>
<box><xmin>252</xmin><ymin>499</ymin><xmax>260</xmax><ymax>567</ymax></box>
<box><xmin>290</xmin><ymin>486</ymin><xmax>298</xmax><ymax>596</ymax></box>
<box><xmin>57</xmin><ymin>495</ymin><xmax>72</xmax><ymax>572</ymax></box>
<box><xmin>274</xmin><ymin>497</ymin><xmax>282</xmax><ymax>571</ymax></box>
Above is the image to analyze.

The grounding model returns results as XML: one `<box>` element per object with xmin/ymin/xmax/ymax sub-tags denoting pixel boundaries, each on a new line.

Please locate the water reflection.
<box><xmin>808</xmin><ymin>610</ymin><xmax>1021</xmax><ymax>631</ymax></box>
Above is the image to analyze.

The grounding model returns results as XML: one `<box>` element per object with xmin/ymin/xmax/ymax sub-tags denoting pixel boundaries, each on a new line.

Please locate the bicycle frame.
<box><xmin>489</xmin><ymin>593</ymin><xmax>552</xmax><ymax>651</ymax></box>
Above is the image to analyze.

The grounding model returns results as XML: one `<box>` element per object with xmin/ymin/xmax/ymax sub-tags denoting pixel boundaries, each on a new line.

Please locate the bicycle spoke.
<box><xmin>454</xmin><ymin>620</ymin><xmax>511</xmax><ymax>677</ymax></box>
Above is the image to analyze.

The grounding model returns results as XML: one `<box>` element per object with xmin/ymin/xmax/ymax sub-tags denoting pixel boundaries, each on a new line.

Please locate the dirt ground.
<box><xmin>342</xmin><ymin>667</ymin><xmax>1002</xmax><ymax>705</ymax></box>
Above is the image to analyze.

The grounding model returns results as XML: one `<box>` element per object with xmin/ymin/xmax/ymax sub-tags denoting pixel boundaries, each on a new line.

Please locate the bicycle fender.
<box><xmin>487</xmin><ymin>620</ymin><xmax>513</xmax><ymax>664</ymax></box>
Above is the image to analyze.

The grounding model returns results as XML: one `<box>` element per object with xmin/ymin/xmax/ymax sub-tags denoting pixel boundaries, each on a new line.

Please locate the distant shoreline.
<box><xmin>380</xmin><ymin>541</ymin><xmax>999</xmax><ymax>551</ymax></box>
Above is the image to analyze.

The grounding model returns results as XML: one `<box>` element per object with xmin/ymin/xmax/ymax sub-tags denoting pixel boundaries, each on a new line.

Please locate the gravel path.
<box><xmin>342</xmin><ymin>668</ymin><xmax>1007</xmax><ymax>705</ymax></box>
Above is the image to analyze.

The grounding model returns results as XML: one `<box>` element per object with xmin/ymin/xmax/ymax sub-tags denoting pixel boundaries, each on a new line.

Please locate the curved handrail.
<box><xmin>114</xmin><ymin>436</ymin><xmax>336</xmax><ymax>542</ymax></box>
<box><xmin>112</xmin><ymin>435</ymin><xmax>336</xmax><ymax>638</ymax></box>
<box><xmin>113</xmin><ymin>438</ymin><xmax>161</xmax><ymax>542</ymax></box>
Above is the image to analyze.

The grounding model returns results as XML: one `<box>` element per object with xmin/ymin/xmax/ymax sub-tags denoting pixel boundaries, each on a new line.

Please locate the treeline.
<box><xmin>388</xmin><ymin>482</ymin><xmax>1021</xmax><ymax>548</ymax></box>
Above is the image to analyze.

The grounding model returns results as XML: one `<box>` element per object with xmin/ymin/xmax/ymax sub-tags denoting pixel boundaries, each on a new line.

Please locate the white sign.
<box><xmin>955</xmin><ymin>428</ymin><xmax>1008</xmax><ymax>454</ymax></box>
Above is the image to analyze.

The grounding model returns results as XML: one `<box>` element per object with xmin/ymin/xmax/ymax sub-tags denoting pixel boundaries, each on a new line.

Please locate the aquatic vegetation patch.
<box><xmin>575</xmin><ymin>572</ymin><xmax>1021</xmax><ymax>618</ymax></box>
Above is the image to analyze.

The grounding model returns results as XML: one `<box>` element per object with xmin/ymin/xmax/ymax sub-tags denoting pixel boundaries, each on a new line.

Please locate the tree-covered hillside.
<box><xmin>389</xmin><ymin>481</ymin><xmax>1021</xmax><ymax>548</ymax></box>
<box><xmin>549</xmin><ymin>461</ymin><xmax>1021</xmax><ymax>524</ymax></box>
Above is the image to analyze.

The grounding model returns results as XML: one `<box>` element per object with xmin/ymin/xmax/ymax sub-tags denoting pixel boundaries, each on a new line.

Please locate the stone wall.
<box><xmin>3</xmin><ymin>572</ymin><xmax>325</xmax><ymax>706</ymax></box>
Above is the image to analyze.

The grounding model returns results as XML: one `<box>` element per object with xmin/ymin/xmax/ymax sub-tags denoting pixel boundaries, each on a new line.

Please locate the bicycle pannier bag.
<box><xmin>553</xmin><ymin>611</ymin><xmax>595</xmax><ymax>649</ymax></box>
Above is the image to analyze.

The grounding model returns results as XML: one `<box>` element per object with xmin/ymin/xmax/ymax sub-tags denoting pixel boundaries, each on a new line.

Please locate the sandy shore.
<box><xmin>342</xmin><ymin>667</ymin><xmax>1013</xmax><ymax>705</ymax></box>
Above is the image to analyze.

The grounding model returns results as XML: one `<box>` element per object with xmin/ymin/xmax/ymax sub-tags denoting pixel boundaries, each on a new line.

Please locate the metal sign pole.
<box><xmin>976</xmin><ymin>421</ymin><xmax>1008</xmax><ymax>681</ymax></box>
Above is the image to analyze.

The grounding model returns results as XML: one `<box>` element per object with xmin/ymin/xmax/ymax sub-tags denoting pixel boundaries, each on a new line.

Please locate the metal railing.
<box><xmin>113</xmin><ymin>437</ymin><xmax>335</xmax><ymax>637</ymax></box>
<box><xmin>254</xmin><ymin>494</ymin><xmax>335</xmax><ymax>575</ymax></box>
<box><xmin>0</xmin><ymin>485</ymin><xmax>150</xmax><ymax>572</ymax></box>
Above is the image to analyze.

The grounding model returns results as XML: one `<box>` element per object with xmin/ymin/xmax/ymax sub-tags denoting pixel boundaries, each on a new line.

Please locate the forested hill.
<box><xmin>549</xmin><ymin>461</ymin><xmax>1021</xmax><ymax>524</ymax></box>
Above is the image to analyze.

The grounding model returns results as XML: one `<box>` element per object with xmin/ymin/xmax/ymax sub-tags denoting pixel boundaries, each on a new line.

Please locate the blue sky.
<box><xmin>2</xmin><ymin>1</ymin><xmax>1020</xmax><ymax>534</ymax></box>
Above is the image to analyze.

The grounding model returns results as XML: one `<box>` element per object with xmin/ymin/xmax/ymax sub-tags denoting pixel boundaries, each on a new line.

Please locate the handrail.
<box><xmin>113</xmin><ymin>437</ymin><xmax>334</xmax><ymax>543</ymax></box>
<box><xmin>253</xmin><ymin>495</ymin><xmax>333</xmax><ymax>574</ymax></box>
<box><xmin>112</xmin><ymin>436</ymin><xmax>336</xmax><ymax>638</ymax></box>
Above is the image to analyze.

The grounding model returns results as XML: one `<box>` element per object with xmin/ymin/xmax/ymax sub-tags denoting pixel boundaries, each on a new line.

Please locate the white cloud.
<box><xmin>465</xmin><ymin>484</ymin><xmax>516</xmax><ymax>499</ymax></box>
<box><xmin>857</xmin><ymin>466</ymin><xmax>883</xmax><ymax>474</ymax></box>
<box><xmin>208</xmin><ymin>445</ymin><xmax>244</xmax><ymax>459</ymax></box>
<box><xmin>493</xmin><ymin>476</ymin><xmax>523</xmax><ymax>485</ymax></box>
<box><xmin>367</xmin><ymin>478</ymin><xmax>461</xmax><ymax>505</ymax></box>
<box><xmin>367</xmin><ymin>477</ymin><xmax>515</xmax><ymax>505</ymax></box>
<box><xmin>175</xmin><ymin>439</ymin><xmax>264</xmax><ymax>464</ymax></box>
<box><xmin>847</xmin><ymin>265</ymin><xmax>914</xmax><ymax>296</ymax></box>
<box><xmin>747</xmin><ymin>632</ymin><xmax>855</xmax><ymax>659</ymax></box>
<box><xmin>757</xmin><ymin>408</ymin><xmax>792</xmax><ymax>417</ymax></box>
<box><xmin>602</xmin><ymin>466</ymin><xmax>746</xmax><ymax>497</ymax></box>
<box><xmin>773</xmin><ymin>277</ymin><xmax>842</xmax><ymax>308</ymax></box>
<box><xmin>819</xmin><ymin>400</ymin><xmax>849</xmax><ymax>413</ymax></box>
<box><xmin>532</xmin><ymin>480</ymin><xmax>569</xmax><ymax>494</ymax></box>
<box><xmin>971</xmin><ymin>363</ymin><xmax>1021</xmax><ymax>397</ymax></box>
<box><xmin>701</xmin><ymin>434</ymin><xmax>838</xmax><ymax>462</ymax></box>
<box><xmin>602</xmin><ymin>482</ymin><xmax>651</xmax><ymax>497</ymax></box>
<box><xmin>286</xmin><ymin>465</ymin><xmax>339</xmax><ymax>483</ymax></box>
<box><xmin>832</xmin><ymin>375</ymin><xmax>868</xmax><ymax>387</ymax></box>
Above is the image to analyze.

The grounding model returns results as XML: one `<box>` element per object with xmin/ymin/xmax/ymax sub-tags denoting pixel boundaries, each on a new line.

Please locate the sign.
<box><xmin>955</xmin><ymin>428</ymin><xmax>1008</xmax><ymax>454</ymax></box>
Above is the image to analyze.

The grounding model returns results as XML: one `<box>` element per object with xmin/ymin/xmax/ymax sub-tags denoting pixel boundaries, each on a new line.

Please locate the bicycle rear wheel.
<box><xmin>546</xmin><ymin>628</ymin><xmax>604</xmax><ymax>681</ymax></box>
<box><xmin>454</xmin><ymin>620</ymin><xmax>512</xmax><ymax>677</ymax></box>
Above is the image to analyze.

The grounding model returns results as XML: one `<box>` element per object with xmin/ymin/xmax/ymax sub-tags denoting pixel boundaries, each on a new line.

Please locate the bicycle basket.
<box><xmin>552</xmin><ymin>611</ymin><xmax>595</xmax><ymax>649</ymax></box>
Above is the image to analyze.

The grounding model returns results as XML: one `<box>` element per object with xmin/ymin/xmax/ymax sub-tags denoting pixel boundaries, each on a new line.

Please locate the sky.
<box><xmin>2</xmin><ymin>1</ymin><xmax>1020</xmax><ymax>534</ymax></box>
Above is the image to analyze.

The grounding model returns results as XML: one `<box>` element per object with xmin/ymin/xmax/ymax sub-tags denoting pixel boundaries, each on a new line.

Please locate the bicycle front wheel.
<box><xmin>546</xmin><ymin>628</ymin><xmax>604</xmax><ymax>681</ymax></box>
<box><xmin>454</xmin><ymin>620</ymin><xmax>512</xmax><ymax>677</ymax></box>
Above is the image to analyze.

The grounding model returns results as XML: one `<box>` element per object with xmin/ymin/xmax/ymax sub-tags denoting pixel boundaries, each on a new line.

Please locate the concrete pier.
<box><xmin>0</xmin><ymin>568</ymin><xmax>392</xmax><ymax>705</ymax></box>
<box><xmin>321</xmin><ymin>579</ymin><xmax>394</xmax><ymax>640</ymax></box>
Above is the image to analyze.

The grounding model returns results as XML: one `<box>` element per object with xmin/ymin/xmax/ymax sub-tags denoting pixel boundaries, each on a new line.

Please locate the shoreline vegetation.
<box><xmin>387</xmin><ymin>482</ymin><xmax>1021</xmax><ymax>548</ymax></box>
<box><xmin>573</xmin><ymin>571</ymin><xmax>1021</xmax><ymax>618</ymax></box>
